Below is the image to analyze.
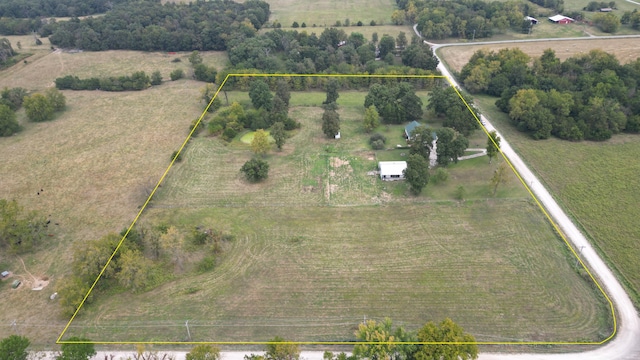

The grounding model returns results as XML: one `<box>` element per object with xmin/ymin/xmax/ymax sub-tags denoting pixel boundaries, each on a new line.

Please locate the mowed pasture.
<box><xmin>264</xmin><ymin>0</ymin><xmax>396</xmax><ymax>28</ymax></box>
<box><xmin>0</xmin><ymin>51</ymin><xmax>212</xmax><ymax>341</ymax></box>
<box><xmin>62</xmin><ymin>91</ymin><xmax>611</xmax><ymax>343</ymax></box>
<box><xmin>472</xmin><ymin>93</ymin><xmax>640</xmax><ymax>310</ymax></box>
<box><xmin>0</xmin><ymin>47</ymin><xmax>228</xmax><ymax>92</ymax></box>
<box><xmin>439</xmin><ymin>38</ymin><xmax>640</xmax><ymax>73</ymax></box>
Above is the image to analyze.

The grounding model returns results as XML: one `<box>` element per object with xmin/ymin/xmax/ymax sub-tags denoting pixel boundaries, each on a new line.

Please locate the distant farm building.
<box><xmin>379</xmin><ymin>161</ymin><xmax>407</xmax><ymax>181</ymax></box>
<box><xmin>548</xmin><ymin>15</ymin><xmax>575</xmax><ymax>24</ymax></box>
<box><xmin>525</xmin><ymin>16</ymin><xmax>539</xmax><ymax>24</ymax></box>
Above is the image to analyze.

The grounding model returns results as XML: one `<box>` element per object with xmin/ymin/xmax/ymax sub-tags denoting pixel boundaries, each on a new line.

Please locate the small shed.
<box><xmin>525</xmin><ymin>16</ymin><xmax>539</xmax><ymax>24</ymax></box>
<box><xmin>404</xmin><ymin>121</ymin><xmax>423</xmax><ymax>139</ymax></box>
<box><xmin>379</xmin><ymin>161</ymin><xmax>407</xmax><ymax>181</ymax></box>
<box><xmin>548</xmin><ymin>15</ymin><xmax>575</xmax><ymax>24</ymax></box>
<box><xmin>1</xmin><ymin>271</ymin><xmax>9</xmax><ymax>278</ymax></box>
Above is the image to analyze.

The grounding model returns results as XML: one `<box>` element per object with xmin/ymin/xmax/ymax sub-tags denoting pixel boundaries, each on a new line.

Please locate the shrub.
<box><xmin>241</xmin><ymin>158</ymin><xmax>269</xmax><ymax>182</ymax></box>
<box><xmin>197</xmin><ymin>255</ymin><xmax>216</xmax><ymax>272</ymax></box>
<box><xmin>151</xmin><ymin>70</ymin><xmax>163</xmax><ymax>85</ymax></box>
<box><xmin>357</xmin><ymin>21</ymin><xmax>363</xmax><ymax>26</ymax></box>
<box><xmin>190</xmin><ymin>119</ymin><xmax>202</xmax><ymax>136</ymax></box>
<box><xmin>170</xmin><ymin>68</ymin><xmax>184</xmax><ymax>81</ymax></box>
<box><xmin>370</xmin><ymin>20</ymin><xmax>376</xmax><ymax>26</ymax></box>
<box><xmin>432</xmin><ymin>167</ymin><xmax>449</xmax><ymax>184</ymax></box>
<box><xmin>454</xmin><ymin>185</ymin><xmax>466</xmax><ymax>200</ymax></box>
<box><xmin>171</xmin><ymin>58</ymin><xmax>181</xmax><ymax>63</ymax></box>
<box><xmin>369</xmin><ymin>133</ymin><xmax>387</xmax><ymax>146</ymax></box>
<box><xmin>371</xmin><ymin>139</ymin><xmax>385</xmax><ymax>150</ymax></box>
<box><xmin>301</xmin><ymin>22</ymin><xmax>307</xmax><ymax>28</ymax></box>
<box><xmin>292</xmin><ymin>21</ymin><xmax>299</xmax><ymax>28</ymax></box>
<box><xmin>171</xmin><ymin>150</ymin><xmax>182</xmax><ymax>162</ymax></box>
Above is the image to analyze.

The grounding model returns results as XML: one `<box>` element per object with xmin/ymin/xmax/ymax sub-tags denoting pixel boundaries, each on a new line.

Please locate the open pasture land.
<box><xmin>62</xmin><ymin>91</ymin><xmax>611</xmax><ymax>343</ymax></box>
<box><xmin>439</xmin><ymin>38</ymin><xmax>640</xmax><ymax>73</ymax></box>
<box><xmin>472</xmin><ymin>93</ymin><xmax>640</xmax><ymax>309</ymax></box>
<box><xmin>0</xmin><ymin>79</ymin><xmax>205</xmax><ymax>342</ymax></box>
<box><xmin>0</xmin><ymin>48</ymin><xmax>228</xmax><ymax>92</ymax></box>
<box><xmin>265</xmin><ymin>0</ymin><xmax>396</xmax><ymax>28</ymax></box>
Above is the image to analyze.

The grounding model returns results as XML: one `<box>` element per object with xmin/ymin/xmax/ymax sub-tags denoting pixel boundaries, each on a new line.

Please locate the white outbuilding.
<box><xmin>379</xmin><ymin>161</ymin><xmax>407</xmax><ymax>181</ymax></box>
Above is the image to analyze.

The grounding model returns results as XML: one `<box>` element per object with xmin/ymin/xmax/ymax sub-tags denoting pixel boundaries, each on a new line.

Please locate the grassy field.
<box><xmin>59</xmin><ymin>91</ymin><xmax>611</xmax><ymax>344</ymax></box>
<box><xmin>265</xmin><ymin>0</ymin><xmax>396</xmax><ymax>28</ymax></box>
<box><xmin>439</xmin><ymin>37</ymin><xmax>640</xmax><ymax>73</ymax></box>
<box><xmin>0</xmin><ymin>62</ymin><xmax>208</xmax><ymax>343</ymax></box>
<box><xmin>0</xmin><ymin>47</ymin><xmax>228</xmax><ymax>92</ymax></box>
<box><xmin>469</xmin><ymin>93</ymin><xmax>640</xmax><ymax>309</ymax></box>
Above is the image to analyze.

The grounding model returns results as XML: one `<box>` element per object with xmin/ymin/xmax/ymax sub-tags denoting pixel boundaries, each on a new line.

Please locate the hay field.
<box><xmin>0</xmin><ymin>75</ymin><xmax>207</xmax><ymax>342</ymax></box>
<box><xmin>61</xmin><ymin>92</ymin><xmax>611</xmax><ymax>344</ymax></box>
<box><xmin>0</xmin><ymin>48</ymin><xmax>228</xmax><ymax>91</ymax></box>
<box><xmin>439</xmin><ymin>38</ymin><xmax>640</xmax><ymax>73</ymax></box>
<box><xmin>266</xmin><ymin>0</ymin><xmax>396</xmax><ymax>28</ymax></box>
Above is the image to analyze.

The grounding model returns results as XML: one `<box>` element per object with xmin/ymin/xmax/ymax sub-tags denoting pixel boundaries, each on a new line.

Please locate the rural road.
<box><xmin>417</xmin><ymin>27</ymin><xmax>640</xmax><ymax>359</ymax></box>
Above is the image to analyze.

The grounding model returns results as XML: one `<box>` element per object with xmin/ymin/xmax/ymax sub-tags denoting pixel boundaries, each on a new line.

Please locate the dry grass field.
<box><xmin>439</xmin><ymin>38</ymin><xmax>640</xmax><ymax>73</ymax></box>
<box><xmin>59</xmin><ymin>92</ymin><xmax>611</xmax><ymax>344</ymax></box>
<box><xmin>0</xmin><ymin>52</ymin><xmax>211</xmax><ymax>342</ymax></box>
<box><xmin>0</xmin><ymin>47</ymin><xmax>228</xmax><ymax>92</ymax></box>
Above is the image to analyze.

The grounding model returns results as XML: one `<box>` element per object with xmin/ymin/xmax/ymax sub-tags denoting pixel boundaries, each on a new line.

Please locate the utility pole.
<box><xmin>472</xmin><ymin>29</ymin><xmax>476</xmax><ymax>41</ymax></box>
<box><xmin>185</xmin><ymin>320</ymin><xmax>192</xmax><ymax>341</ymax></box>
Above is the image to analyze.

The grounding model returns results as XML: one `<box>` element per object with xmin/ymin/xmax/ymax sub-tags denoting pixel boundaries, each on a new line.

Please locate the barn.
<box><xmin>379</xmin><ymin>161</ymin><xmax>407</xmax><ymax>181</ymax></box>
<box><xmin>548</xmin><ymin>15</ymin><xmax>575</xmax><ymax>24</ymax></box>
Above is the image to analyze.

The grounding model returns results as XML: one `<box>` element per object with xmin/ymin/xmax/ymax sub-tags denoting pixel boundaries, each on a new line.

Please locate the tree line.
<box><xmin>397</xmin><ymin>0</ymin><xmax>533</xmax><ymax>40</ymax></box>
<box><xmin>44</xmin><ymin>0</ymin><xmax>270</xmax><ymax>51</ymax></box>
<box><xmin>224</xmin><ymin>27</ymin><xmax>439</xmax><ymax>75</ymax></box>
<box><xmin>55</xmin><ymin>71</ymin><xmax>152</xmax><ymax>91</ymax></box>
<box><xmin>460</xmin><ymin>48</ymin><xmax>640</xmax><ymax>141</ymax></box>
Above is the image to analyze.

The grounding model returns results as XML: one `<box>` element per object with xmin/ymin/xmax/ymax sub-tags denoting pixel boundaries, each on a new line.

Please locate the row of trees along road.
<box><xmin>460</xmin><ymin>48</ymin><xmax>640</xmax><ymax>141</ymax></box>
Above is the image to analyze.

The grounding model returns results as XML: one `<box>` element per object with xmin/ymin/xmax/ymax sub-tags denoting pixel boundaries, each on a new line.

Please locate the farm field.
<box><xmin>264</xmin><ymin>0</ymin><xmax>396</xmax><ymax>28</ymax></box>
<box><xmin>0</xmin><ymin>78</ymin><xmax>206</xmax><ymax>342</ymax></box>
<box><xmin>470</xmin><ymin>93</ymin><xmax>640</xmax><ymax>309</ymax></box>
<box><xmin>439</xmin><ymin>37</ymin><xmax>640</xmax><ymax>73</ymax></box>
<box><xmin>60</xmin><ymin>91</ymin><xmax>611</xmax><ymax>344</ymax></box>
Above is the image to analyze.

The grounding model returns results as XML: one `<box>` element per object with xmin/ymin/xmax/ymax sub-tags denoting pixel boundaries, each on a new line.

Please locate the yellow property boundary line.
<box><xmin>56</xmin><ymin>73</ymin><xmax>616</xmax><ymax>346</ymax></box>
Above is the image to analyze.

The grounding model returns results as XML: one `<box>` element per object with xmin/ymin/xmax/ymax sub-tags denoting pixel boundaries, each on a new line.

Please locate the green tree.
<box><xmin>0</xmin><ymin>103</ymin><xmax>19</xmax><ymax>136</ymax></box>
<box><xmin>490</xmin><ymin>162</ymin><xmax>509</xmax><ymax>196</ymax></box>
<box><xmin>265</xmin><ymin>336</ymin><xmax>299</xmax><ymax>360</ymax></box>
<box><xmin>57</xmin><ymin>276</ymin><xmax>91</xmax><ymax>317</ymax></box>
<box><xmin>151</xmin><ymin>70</ymin><xmax>163</xmax><ymax>85</ymax></box>
<box><xmin>116</xmin><ymin>249</ymin><xmax>153</xmax><ymax>292</ymax></box>
<box><xmin>0</xmin><ymin>199</ymin><xmax>47</xmax><ymax>254</ymax></box>
<box><xmin>275</xmin><ymin>79</ymin><xmax>291</xmax><ymax>107</ymax></box>
<box><xmin>251</xmin><ymin>129</ymin><xmax>271</xmax><ymax>155</ymax></box>
<box><xmin>23</xmin><ymin>93</ymin><xmax>54</xmax><ymax>122</ymax></box>
<box><xmin>57</xmin><ymin>337</ymin><xmax>96</xmax><ymax>360</ymax></box>
<box><xmin>363</xmin><ymin>105</ymin><xmax>380</xmax><ymax>132</ymax></box>
<box><xmin>404</xmin><ymin>153</ymin><xmax>430</xmax><ymax>195</ymax></box>
<box><xmin>271</xmin><ymin>122</ymin><xmax>286</xmax><ymax>150</ymax></box>
<box><xmin>188</xmin><ymin>50</ymin><xmax>203</xmax><ymax>65</ymax></box>
<box><xmin>322</xmin><ymin>108</ymin><xmax>340</xmax><ymax>138</ymax></box>
<box><xmin>378</xmin><ymin>34</ymin><xmax>395</xmax><ymax>58</ymax></box>
<box><xmin>159</xmin><ymin>226</ymin><xmax>185</xmax><ymax>271</ymax></box>
<box><xmin>415</xmin><ymin>318</ymin><xmax>478</xmax><ymax>360</ymax></box>
<box><xmin>428</xmin><ymin>87</ymin><xmax>479</xmax><ymax>136</ymax></box>
<box><xmin>593</xmin><ymin>12</ymin><xmax>620</xmax><ymax>33</ymax></box>
<box><xmin>187</xmin><ymin>345</ymin><xmax>221</xmax><ymax>360</ymax></box>
<box><xmin>435</xmin><ymin>128</ymin><xmax>468</xmax><ymax>166</ymax></box>
<box><xmin>0</xmin><ymin>335</ymin><xmax>29</xmax><ymax>360</ymax></box>
<box><xmin>249</xmin><ymin>80</ymin><xmax>273</xmax><ymax>111</ymax></box>
<box><xmin>396</xmin><ymin>31</ymin><xmax>407</xmax><ymax>49</ymax></box>
<box><xmin>241</xmin><ymin>158</ymin><xmax>269</xmax><ymax>182</ymax></box>
<box><xmin>392</xmin><ymin>10</ymin><xmax>406</xmax><ymax>25</ymax></box>
<box><xmin>353</xmin><ymin>318</ymin><xmax>396</xmax><ymax>360</ymax></box>
<box><xmin>45</xmin><ymin>88</ymin><xmax>66</xmax><ymax>112</ymax></box>
<box><xmin>323</xmin><ymin>79</ymin><xmax>340</xmax><ymax>105</ymax></box>
<box><xmin>194</xmin><ymin>63</ymin><xmax>217</xmax><ymax>82</ymax></box>
<box><xmin>408</xmin><ymin>125</ymin><xmax>433</xmax><ymax>160</ymax></box>
<box><xmin>486</xmin><ymin>130</ymin><xmax>501</xmax><ymax>163</ymax></box>
<box><xmin>170</xmin><ymin>68</ymin><xmax>184</xmax><ymax>81</ymax></box>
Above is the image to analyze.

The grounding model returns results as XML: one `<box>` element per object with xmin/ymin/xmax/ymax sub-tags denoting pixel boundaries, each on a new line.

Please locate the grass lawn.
<box><xmin>61</xmin><ymin>91</ymin><xmax>611</xmax><ymax>344</ymax></box>
<box><xmin>265</xmin><ymin>0</ymin><xmax>397</xmax><ymax>28</ymax></box>
<box><xmin>438</xmin><ymin>37</ymin><xmax>640</xmax><ymax>74</ymax></box>
<box><xmin>471</xmin><ymin>94</ymin><xmax>640</xmax><ymax>309</ymax></box>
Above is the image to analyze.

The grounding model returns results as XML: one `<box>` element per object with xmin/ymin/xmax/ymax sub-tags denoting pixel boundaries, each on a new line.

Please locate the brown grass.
<box><xmin>0</xmin><ymin>80</ymin><xmax>206</xmax><ymax>342</ymax></box>
<box><xmin>0</xmin><ymin>49</ymin><xmax>228</xmax><ymax>91</ymax></box>
<box><xmin>439</xmin><ymin>38</ymin><xmax>640</xmax><ymax>73</ymax></box>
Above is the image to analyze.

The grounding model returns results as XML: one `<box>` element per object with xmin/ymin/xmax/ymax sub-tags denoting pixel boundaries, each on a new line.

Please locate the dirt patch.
<box><xmin>330</xmin><ymin>157</ymin><xmax>350</xmax><ymax>168</ymax></box>
<box><xmin>301</xmin><ymin>185</ymin><xmax>316</xmax><ymax>193</ymax></box>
